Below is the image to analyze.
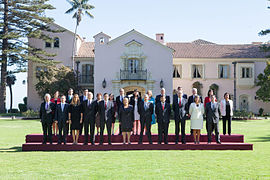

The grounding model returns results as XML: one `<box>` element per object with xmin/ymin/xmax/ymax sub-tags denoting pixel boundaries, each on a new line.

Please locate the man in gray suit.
<box><xmin>98</xmin><ymin>93</ymin><xmax>115</xmax><ymax>145</ymax></box>
<box><xmin>173</xmin><ymin>90</ymin><xmax>188</xmax><ymax>144</ymax></box>
<box><xmin>205</xmin><ymin>95</ymin><xmax>221</xmax><ymax>144</ymax></box>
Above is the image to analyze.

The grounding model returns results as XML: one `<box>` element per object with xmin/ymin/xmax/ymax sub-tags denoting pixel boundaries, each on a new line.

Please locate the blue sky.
<box><xmin>8</xmin><ymin>0</ymin><xmax>270</xmax><ymax>109</ymax></box>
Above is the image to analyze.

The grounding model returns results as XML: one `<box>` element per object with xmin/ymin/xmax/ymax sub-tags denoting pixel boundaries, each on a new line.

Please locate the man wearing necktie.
<box><xmin>79</xmin><ymin>89</ymin><xmax>89</xmax><ymax>135</ymax></box>
<box><xmin>98</xmin><ymin>93</ymin><xmax>114</xmax><ymax>145</ymax></box>
<box><xmin>40</xmin><ymin>93</ymin><xmax>56</xmax><ymax>144</ymax></box>
<box><xmin>82</xmin><ymin>92</ymin><xmax>98</xmax><ymax>145</ymax></box>
<box><xmin>138</xmin><ymin>94</ymin><xmax>154</xmax><ymax>144</ymax></box>
<box><xmin>205</xmin><ymin>95</ymin><xmax>221</xmax><ymax>144</ymax></box>
<box><xmin>116</xmin><ymin>88</ymin><xmax>126</xmax><ymax>135</ymax></box>
<box><xmin>173</xmin><ymin>90</ymin><xmax>188</xmax><ymax>144</ymax></box>
<box><xmin>55</xmin><ymin>95</ymin><xmax>69</xmax><ymax>144</ymax></box>
<box><xmin>155</xmin><ymin>95</ymin><xmax>171</xmax><ymax>144</ymax></box>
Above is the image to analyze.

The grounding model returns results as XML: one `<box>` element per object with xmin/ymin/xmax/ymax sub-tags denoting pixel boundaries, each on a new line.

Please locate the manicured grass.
<box><xmin>0</xmin><ymin>119</ymin><xmax>269</xmax><ymax>179</ymax></box>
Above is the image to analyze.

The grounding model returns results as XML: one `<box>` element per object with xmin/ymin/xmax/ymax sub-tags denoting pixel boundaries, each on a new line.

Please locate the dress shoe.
<box><xmin>175</xmin><ymin>141</ymin><xmax>179</xmax><ymax>144</ymax></box>
<box><xmin>217</xmin><ymin>141</ymin><xmax>221</xmax><ymax>144</ymax></box>
<box><xmin>108</xmin><ymin>142</ymin><xmax>112</xmax><ymax>145</ymax></box>
<box><xmin>50</xmin><ymin>142</ymin><xmax>53</xmax><ymax>145</ymax></box>
<box><xmin>42</xmin><ymin>142</ymin><xmax>46</xmax><ymax>145</ymax></box>
<box><xmin>182</xmin><ymin>141</ymin><xmax>186</xmax><ymax>144</ymax></box>
<box><xmin>83</xmin><ymin>143</ymin><xmax>88</xmax><ymax>145</ymax></box>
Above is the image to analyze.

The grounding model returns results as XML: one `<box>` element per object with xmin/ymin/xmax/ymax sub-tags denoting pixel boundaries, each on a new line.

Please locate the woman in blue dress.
<box><xmin>146</xmin><ymin>90</ymin><xmax>156</xmax><ymax>125</ymax></box>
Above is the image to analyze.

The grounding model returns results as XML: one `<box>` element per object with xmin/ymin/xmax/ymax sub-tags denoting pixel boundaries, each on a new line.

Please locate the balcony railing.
<box><xmin>120</xmin><ymin>69</ymin><xmax>147</xmax><ymax>80</ymax></box>
<box><xmin>79</xmin><ymin>75</ymin><xmax>94</xmax><ymax>84</ymax></box>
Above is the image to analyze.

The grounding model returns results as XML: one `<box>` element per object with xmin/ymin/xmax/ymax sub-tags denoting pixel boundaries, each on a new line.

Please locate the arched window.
<box><xmin>54</xmin><ymin>37</ymin><xmax>60</xmax><ymax>48</ymax></box>
<box><xmin>45</xmin><ymin>41</ymin><xmax>51</xmax><ymax>48</ymax></box>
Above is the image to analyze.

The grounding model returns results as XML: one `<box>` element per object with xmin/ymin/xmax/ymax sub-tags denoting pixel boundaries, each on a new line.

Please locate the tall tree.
<box><xmin>0</xmin><ymin>0</ymin><xmax>59</xmax><ymax>113</ymax></box>
<box><xmin>65</xmin><ymin>0</ymin><xmax>94</xmax><ymax>69</ymax></box>
<box><xmin>256</xmin><ymin>60</ymin><xmax>270</xmax><ymax>102</ymax></box>
<box><xmin>6</xmin><ymin>71</ymin><xmax>16</xmax><ymax>111</ymax></box>
<box><xmin>35</xmin><ymin>65</ymin><xmax>76</xmax><ymax>99</ymax></box>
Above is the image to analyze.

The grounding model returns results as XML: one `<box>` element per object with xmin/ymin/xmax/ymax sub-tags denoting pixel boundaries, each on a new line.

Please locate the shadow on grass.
<box><xmin>0</xmin><ymin>119</ymin><xmax>40</xmax><ymax>122</ymax></box>
<box><xmin>0</xmin><ymin>146</ymin><xmax>22</xmax><ymax>153</ymax></box>
<box><xmin>250</xmin><ymin>135</ymin><xmax>270</xmax><ymax>142</ymax></box>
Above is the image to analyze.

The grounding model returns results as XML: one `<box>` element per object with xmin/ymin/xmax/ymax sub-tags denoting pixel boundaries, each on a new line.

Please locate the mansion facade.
<box><xmin>27</xmin><ymin>23</ymin><xmax>270</xmax><ymax>114</ymax></box>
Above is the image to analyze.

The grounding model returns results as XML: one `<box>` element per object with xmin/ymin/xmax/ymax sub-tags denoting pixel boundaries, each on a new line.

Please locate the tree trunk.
<box><xmin>71</xmin><ymin>23</ymin><xmax>78</xmax><ymax>70</ymax></box>
<box><xmin>9</xmin><ymin>85</ymin><xmax>13</xmax><ymax>111</ymax></box>
<box><xmin>0</xmin><ymin>0</ymin><xmax>9</xmax><ymax>113</ymax></box>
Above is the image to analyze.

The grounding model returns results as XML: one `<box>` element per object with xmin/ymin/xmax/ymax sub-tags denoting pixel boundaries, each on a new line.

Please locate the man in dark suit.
<box><xmin>138</xmin><ymin>94</ymin><xmax>154</xmax><ymax>144</ymax></box>
<box><xmin>173</xmin><ymin>90</ymin><xmax>188</xmax><ymax>144</ymax></box>
<box><xmin>155</xmin><ymin>95</ymin><xmax>171</xmax><ymax>144</ymax></box>
<box><xmin>40</xmin><ymin>93</ymin><xmax>56</xmax><ymax>144</ymax></box>
<box><xmin>205</xmin><ymin>95</ymin><xmax>221</xmax><ymax>144</ymax></box>
<box><xmin>175</xmin><ymin>87</ymin><xmax>187</xmax><ymax>99</ymax></box>
<box><xmin>82</xmin><ymin>92</ymin><xmax>98</xmax><ymax>145</ymax></box>
<box><xmin>79</xmin><ymin>89</ymin><xmax>88</xmax><ymax>135</ymax></box>
<box><xmin>187</xmin><ymin>88</ymin><xmax>203</xmax><ymax>135</ymax></box>
<box><xmin>98</xmin><ymin>93</ymin><xmax>115</xmax><ymax>145</ymax></box>
<box><xmin>155</xmin><ymin>88</ymin><xmax>170</xmax><ymax>105</ymax></box>
<box><xmin>65</xmin><ymin>88</ymin><xmax>73</xmax><ymax>135</ymax></box>
<box><xmin>116</xmin><ymin>88</ymin><xmax>126</xmax><ymax>135</ymax></box>
<box><xmin>54</xmin><ymin>95</ymin><xmax>69</xmax><ymax>144</ymax></box>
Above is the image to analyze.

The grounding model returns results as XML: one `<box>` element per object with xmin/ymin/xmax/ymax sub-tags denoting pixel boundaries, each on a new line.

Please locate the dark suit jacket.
<box><xmin>138</xmin><ymin>101</ymin><xmax>154</xmax><ymax>122</ymax></box>
<box><xmin>82</xmin><ymin>99</ymin><xmax>98</xmax><ymax>122</ymax></box>
<box><xmin>40</xmin><ymin>102</ymin><xmax>56</xmax><ymax>123</ymax></box>
<box><xmin>54</xmin><ymin>103</ymin><xmax>69</xmax><ymax>126</ymax></box>
<box><xmin>129</xmin><ymin>96</ymin><xmax>142</xmax><ymax>107</ymax></box>
<box><xmin>155</xmin><ymin>94</ymin><xmax>170</xmax><ymax>105</ymax></box>
<box><xmin>155</xmin><ymin>102</ymin><xmax>171</xmax><ymax>123</ymax></box>
<box><xmin>205</xmin><ymin>102</ymin><xmax>221</xmax><ymax>123</ymax></box>
<box><xmin>66</xmin><ymin>95</ymin><xmax>73</xmax><ymax>104</ymax></box>
<box><xmin>187</xmin><ymin>95</ymin><xmax>203</xmax><ymax>111</ymax></box>
<box><xmin>173</xmin><ymin>94</ymin><xmax>187</xmax><ymax>102</ymax></box>
<box><xmin>79</xmin><ymin>95</ymin><xmax>88</xmax><ymax>104</ymax></box>
<box><xmin>116</xmin><ymin>95</ymin><xmax>127</xmax><ymax>113</ymax></box>
<box><xmin>173</xmin><ymin>97</ymin><xmax>188</xmax><ymax>121</ymax></box>
<box><xmin>98</xmin><ymin>100</ymin><xmax>114</xmax><ymax>123</ymax></box>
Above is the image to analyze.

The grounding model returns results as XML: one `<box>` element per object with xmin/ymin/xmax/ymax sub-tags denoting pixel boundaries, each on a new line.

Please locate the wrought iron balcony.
<box><xmin>120</xmin><ymin>69</ymin><xmax>147</xmax><ymax>80</ymax></box>
<box><xmin>79</xmin><ymin>75</ymin><xmax>94</xmax><ymax>84</ymax></box>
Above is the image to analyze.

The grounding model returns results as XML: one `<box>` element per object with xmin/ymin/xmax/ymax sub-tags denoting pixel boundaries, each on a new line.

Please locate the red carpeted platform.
<box><xmin>25</xmin><ymin>134</ymin><xmax>244</xmax><ymax>143</ymax></box>
<box><xmin>22</xmin><ymin>134</ymin><xmax>253</xmax><ymax>151</ymax></box>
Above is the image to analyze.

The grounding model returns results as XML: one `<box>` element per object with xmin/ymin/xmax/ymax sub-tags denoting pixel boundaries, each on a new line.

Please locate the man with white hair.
<box><xmin>39</xmin><ymin>93</ymin><xmax>56</xmax><ymax>144</ymax></box>
<box><xmin>155</xmin><ymin>88</ymin><xmax>170</xmax><ymax>105</ymax></box>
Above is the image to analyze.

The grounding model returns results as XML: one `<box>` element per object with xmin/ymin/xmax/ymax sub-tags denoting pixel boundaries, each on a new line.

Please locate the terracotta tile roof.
<box><xmin>76</xmin><ymin>42</ymin><xmax>95</xmax><ymax>58</ymax></box>
<box><xmin>167</xmin><ymin>40</ymin><xmax>268</xmax><ymax>58</ymax></box>
<box><xmin>76</xmin><ymin>39</ymin><xmax>269</xmax><ymax>59</ymax></box>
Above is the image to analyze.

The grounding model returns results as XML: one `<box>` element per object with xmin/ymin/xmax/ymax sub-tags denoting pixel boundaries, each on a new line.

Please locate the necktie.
<box><xmin>88</xmin><ymin>100</ymin><xmax>90</xmax><ymax>107</ymax></box>
<box><xmin>105</xmin><ymin>102</ymin><xmax>107</xmax><ymax>109</ymax></box>
<box><xmin>179</xmin><ymin>98</ymin><xmax>181</xmax><ymax>107</ymax></box>
<box><xmin>162</xmin><ymin>103</ymin><xmax>164</xmax><ymax>110</ymax></box>
<box><xmin>46</xmin><ymin>103</ymin><xmax>48</xmax><ymax>110</ymax></box>
<box><xmin>61</xmin><ymin>104</ymin><xmax>64</xmax><ymax>112</ymax></box>
<box><xmin>144</xmin><ymin>103</ymin><xmax>147</xmax><ymax>110</ymax></box>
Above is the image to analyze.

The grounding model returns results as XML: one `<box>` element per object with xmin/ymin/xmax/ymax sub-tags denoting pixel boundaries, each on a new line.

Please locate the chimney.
<box><xmin>156</xmin><ymin>33</ymin><xmax>164</xmax><ymax>44</ymax></box>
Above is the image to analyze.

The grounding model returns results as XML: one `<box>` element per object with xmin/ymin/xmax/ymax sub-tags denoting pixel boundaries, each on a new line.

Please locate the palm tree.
<box><xmin>6</xmin><ymin>72</ymin><xmax>16</xmax><ymax>112</ymax></box>
<box><xmin>65</xmin><ymin>0</ymin><xmax>94</xmax><ymax>70</ymax></box>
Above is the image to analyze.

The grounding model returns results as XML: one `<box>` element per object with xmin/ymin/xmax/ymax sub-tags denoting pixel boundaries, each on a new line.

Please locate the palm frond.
<box><xmin>85</xmin><ymin>11</ymin><xmax>94</xmax><ymax>18</ymax></box>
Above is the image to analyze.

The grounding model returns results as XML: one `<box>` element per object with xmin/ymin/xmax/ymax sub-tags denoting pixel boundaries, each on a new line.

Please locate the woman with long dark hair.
<box><xmin>68</xmin><ymin>94</ymin><xmax>83</xmax><ymax>145</ymax></box>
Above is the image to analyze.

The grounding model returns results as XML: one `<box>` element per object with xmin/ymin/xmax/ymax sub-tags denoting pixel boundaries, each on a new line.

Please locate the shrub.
<box><xmin>259</xmin><ymin>108</ymin><xmax>264</xmax><ymax>116</ymax></box>
<box><xmin>18</xmin><ymin>103</ymin><xmax>27</xmax><ymax>113</ymax></box>
<box><xmin>22</xmin><ymin>110</ymin><xmax>39</xmax><ymax>118</ymax></box>
<box><xmin>8</xmin><ymin>109</ymin><xmax>19</xmax><ymax>113</ymax></box>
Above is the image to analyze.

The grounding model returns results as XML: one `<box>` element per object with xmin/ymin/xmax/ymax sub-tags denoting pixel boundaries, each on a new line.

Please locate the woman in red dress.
<box><xmin>50</xmin><ymin>91</ymin><xmax>61</xmax><ymax>135</ymax></box>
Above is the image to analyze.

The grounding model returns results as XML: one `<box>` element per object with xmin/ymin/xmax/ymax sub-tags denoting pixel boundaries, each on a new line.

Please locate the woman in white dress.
<box><xmin>189</xmin><ymin>95</ymin><xmax>204</xmax><ymax>144</ymax></box>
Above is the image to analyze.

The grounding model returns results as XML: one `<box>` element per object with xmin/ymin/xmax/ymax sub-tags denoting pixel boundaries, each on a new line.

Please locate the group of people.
<box><xmin>39</xmin><ymin>86</ymin><xmax>234</xmax><ymax>145</ymax></box>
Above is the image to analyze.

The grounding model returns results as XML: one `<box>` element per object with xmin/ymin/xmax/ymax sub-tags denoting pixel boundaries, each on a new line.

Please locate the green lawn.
<box><xmin>0</xmin><ymin>119</ymin><xmax>269</xmax><ymax>179</ymax></box>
